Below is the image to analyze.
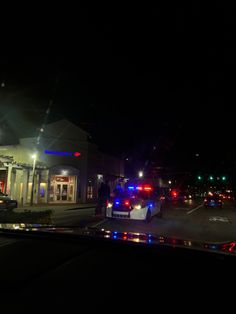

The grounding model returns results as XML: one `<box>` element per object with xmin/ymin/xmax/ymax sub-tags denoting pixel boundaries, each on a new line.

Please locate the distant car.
<box><xmin>166</xmin><ymin>190</ymin><xmax>192</xmax><ymax>202</ymax></box>
<box><xmin>182</xmin><ymin>192</ymin><xmax>193</xmax><ymax>200</ymax></box>
<box><xmin>106</xmin><ymin>184</ymin><xmax>163</xmax><ymax>222</ymax></box>
<box><xmin>0</xmin><ymin>192</ymin><xmax>18</xmax><ymax>211</ymax></box>
<box><xmin>204</xmin><ymin>195</ymin><xmax>222</xmax><ymax>208</ymax></box>
<box><xmin>220</xmin><ymin>193</ymin><xmax>234</xmax><ymax>200</ymax></box>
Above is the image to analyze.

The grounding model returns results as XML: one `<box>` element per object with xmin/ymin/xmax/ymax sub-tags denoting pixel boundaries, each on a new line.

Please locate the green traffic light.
<box><xmin>197</xmin><ymin>176</ymin><xmax>202</xmax><ymax>180</ymax></box>
<box><xmin>222</xmin><ymin>176</ymin><xmax>226</xmax><ymax>181</ymax></box>
<box><xmin>209</xmin><ymin>176</ymin><xmax>214</xmax><ymax>181</ymax></box>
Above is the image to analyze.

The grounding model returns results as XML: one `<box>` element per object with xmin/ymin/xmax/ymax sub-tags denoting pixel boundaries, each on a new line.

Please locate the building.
<box><xmin>0</xmin><ymin>119</ymin><xmax>124</xmax><ymax>205</ymax></box>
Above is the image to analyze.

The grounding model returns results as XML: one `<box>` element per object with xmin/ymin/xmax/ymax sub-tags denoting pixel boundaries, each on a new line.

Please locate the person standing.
<box><xmin>95</xmin><ymin>180</ymin><xmax>110</xmax><ymax>216</ymax></box>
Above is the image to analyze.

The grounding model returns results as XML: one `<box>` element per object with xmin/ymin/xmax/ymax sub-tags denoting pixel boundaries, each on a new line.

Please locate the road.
<box><xmin>52</xmin><ymin>199</ymin><xmax>236</xmax><ymax>243</ymax></box>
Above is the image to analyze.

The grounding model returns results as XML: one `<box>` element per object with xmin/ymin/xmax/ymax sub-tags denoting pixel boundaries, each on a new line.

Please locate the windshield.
<box><xmin>1</xmin><ymin>5</ymin><xmax>236</xmax><ymax>255</ymax></box>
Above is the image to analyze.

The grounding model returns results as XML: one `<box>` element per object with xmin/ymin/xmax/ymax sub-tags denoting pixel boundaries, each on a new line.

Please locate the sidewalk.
<box><xmin>14</xmin><ymin>203</ymin><xmax>96</xmax><ymax>213</ymax></box>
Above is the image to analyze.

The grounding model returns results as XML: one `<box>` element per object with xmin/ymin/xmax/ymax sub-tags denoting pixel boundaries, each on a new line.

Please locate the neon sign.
<box><xmin>44</xmin><ymin>150</ymin><xmax>81</xmax><ymax>157</ymax></box>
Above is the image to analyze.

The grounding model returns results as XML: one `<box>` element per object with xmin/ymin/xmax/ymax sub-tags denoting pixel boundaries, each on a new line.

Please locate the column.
<box><xmin>10</xmin><ymin>169</ymin><xmax>16</xmax><ymax>199</ymax></box>
<box><xmin>35</xmin><ymin>172</ymin><xmax>41</xmax><ymax>204</ymax></box>
<box><xmin>6</xmin><ymin>164</ymin><xmax>12</xmax><ymax>196</ymax></box>
<box><xmin>14</xmin><ymin>169</ymin><xmax>23</xmax><ymax>204</ymax></box>
<box><xmin>46</xmin><ymin>170</ymin><xmax>50</xmax><ymax>203</ymax></box>
<box><xmin>22</xmin><ymin>169</ymin><xmax>29</xmax><ymax>205</ymax></box>
<box><xmin>81</xmin><ymin>174</ymin><xmax>88</xmax><ymax>203</ymax></box>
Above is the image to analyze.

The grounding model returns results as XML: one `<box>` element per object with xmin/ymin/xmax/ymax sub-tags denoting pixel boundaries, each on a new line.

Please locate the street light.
<box><xmin>138</xmin><ymin>171</ymin><xmax>143</xmax><ymax>178</ymax></box>
<box><xmin>168</xmin><ymin>180</ymin><xmax>172</xmax><ymax>184</ymax></box>
<box><xmin>30</xmin><ymin>154</ymin><xmax>37</xmax><ymax>206</ymax></box>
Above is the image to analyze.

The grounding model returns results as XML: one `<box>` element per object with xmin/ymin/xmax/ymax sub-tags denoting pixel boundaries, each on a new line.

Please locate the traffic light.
<box><xmin>209</xmin><ymin>176</ymin><xmax>214</xmax><ymax>181</ymax></box>
<box><xmin>222</xmin><ymin>176</ymin><xmax>226</xmax><ymax>181</ymax></box>
<box><xmin>197</xmin><ymin>176</ymin><xmax>202</xmax><ymax>180</ymax></box>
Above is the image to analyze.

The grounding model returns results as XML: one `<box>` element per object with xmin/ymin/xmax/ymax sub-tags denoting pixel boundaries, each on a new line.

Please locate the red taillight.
<box><xmin>124</xmin><ymin>200</ymin><xmax>130</xmax><ymax>206</ymax></box>
<box><xmin>171</xmin><ymin>189</ymin><xmax>178</xmax><ymax>197</ymax></box>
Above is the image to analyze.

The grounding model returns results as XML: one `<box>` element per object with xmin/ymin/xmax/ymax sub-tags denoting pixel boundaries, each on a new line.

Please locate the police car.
<box><xmin>106</xmin><ymin>184</ymin><xmax>164</xmax><ymax>222</ymax></box>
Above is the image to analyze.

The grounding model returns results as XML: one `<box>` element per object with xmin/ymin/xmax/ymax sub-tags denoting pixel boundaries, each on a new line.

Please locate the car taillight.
<box><xmin>172</xmin><ymin>190</ymin><xmax>178</xmax><ymax>197</ymax></box>
<box><xmin>204</xmin><ymin>199</ymin><xmax>207</xmax><ymax>202</ymax></box>
<box><xmin>124</xmin><ymin>200</ymin><xmax>130</xmax><ymax>206</ymax></box>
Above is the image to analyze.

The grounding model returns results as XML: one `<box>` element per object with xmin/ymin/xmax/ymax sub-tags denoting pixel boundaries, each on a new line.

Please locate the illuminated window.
<box><xmin>40</xmin><ymin>183</ymin><xmax>46</xmax><ymax>198</ymax></box>
<box><xmin>87</xmin><ymin>186</ymin><xmax>93</xmax><ymax>199</ymax></box>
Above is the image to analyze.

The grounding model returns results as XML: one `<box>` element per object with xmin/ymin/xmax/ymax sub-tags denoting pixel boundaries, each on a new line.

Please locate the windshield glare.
<box><xmin>1</xmin><ymin>5</ymin><xmax>236</xmax><ymax>256</ymax></box>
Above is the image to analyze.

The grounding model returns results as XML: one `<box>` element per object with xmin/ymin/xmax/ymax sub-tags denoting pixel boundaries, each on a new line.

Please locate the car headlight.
<box><xmin>134</xmin><ymin>205</ymin><xmax>141</xmax><ymax>210</ymax></box>
<box><xmin>107</xmin><ymin>202</ymin><xmax>113</xmax><ymax>208</ymax></box>
<box><xmin>0</xmin><ymin>200</ymin><xmax>4</xmax><ymax>204</ymax></box>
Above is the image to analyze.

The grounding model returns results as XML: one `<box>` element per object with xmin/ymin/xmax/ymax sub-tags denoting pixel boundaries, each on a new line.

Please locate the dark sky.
<box><xmin>1</xmin><ymin>4</ymin><xmax>236</xmax><ymax>172</ymax></box>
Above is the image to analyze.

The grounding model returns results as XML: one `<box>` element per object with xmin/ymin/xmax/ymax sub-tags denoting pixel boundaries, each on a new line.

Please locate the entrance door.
<box><xmin>50</xmin><ymin>175</ymin><xmax>76</xmax><ymax>203</ymax></box>
<box><xmin>56</xmin><ymin>183</ymin><xmax>69</xmax><ymax>201</ymax></box>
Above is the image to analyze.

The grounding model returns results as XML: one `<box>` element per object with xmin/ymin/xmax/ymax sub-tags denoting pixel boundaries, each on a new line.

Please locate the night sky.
<box><xmin>1</xmin><ymin>4</ymin><xmax>236</xmax><ymax>174</ymax></box>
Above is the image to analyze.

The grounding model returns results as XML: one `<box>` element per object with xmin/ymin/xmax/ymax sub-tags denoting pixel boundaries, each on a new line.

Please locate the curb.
<box><xmin>66</xmin><ymin>206</ymin><xmax>96</xmax><ymax>211</ymax></box>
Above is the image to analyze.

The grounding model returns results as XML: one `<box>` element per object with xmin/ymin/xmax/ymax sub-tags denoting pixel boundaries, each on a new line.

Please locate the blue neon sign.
<box><xmin>44</xmin><ymin>150</ymin><xmax>81</xmax><ymax>157</ymax></box>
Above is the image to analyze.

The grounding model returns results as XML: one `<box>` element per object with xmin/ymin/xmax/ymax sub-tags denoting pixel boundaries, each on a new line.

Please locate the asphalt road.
<box><xmin>53</xmin><ymin>199</ymin><xmax>236</xmax><ymax>243</ymax></box>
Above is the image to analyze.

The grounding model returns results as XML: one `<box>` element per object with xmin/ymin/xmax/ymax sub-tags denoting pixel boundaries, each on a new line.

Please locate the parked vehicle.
<box><xmin>0</xmin><ymin>192</ymin><xmax>18</xmax><ymax>211</ymax></box>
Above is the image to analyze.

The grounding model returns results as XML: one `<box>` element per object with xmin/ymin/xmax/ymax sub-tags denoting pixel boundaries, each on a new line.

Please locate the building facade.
<box><xmin>0</xmin><ymin>120</ymin><xmax>124</xmax><ymax>205</ymax></box>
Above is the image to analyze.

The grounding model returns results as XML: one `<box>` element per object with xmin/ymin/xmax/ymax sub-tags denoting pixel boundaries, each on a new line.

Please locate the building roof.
<box><xmin>42</xmin><ymin>119</ymin><xmax>88</xmax><ymax>139</ymax></box>
<box><xmin>0</xmin><ymin>114</ymin><xmax>89</xmax><ymax>145</ymax></box>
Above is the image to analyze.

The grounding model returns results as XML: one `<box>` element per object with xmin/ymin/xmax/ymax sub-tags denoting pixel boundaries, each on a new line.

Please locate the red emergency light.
<box><xmin>143</xmin><ymin>185</ymin><xmax>153</xmax><ymax>191</ymax></box>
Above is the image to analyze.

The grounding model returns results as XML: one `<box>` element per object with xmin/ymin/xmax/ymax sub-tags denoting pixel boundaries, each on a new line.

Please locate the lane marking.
<box><xmin>209</xmin><ymin>216</ymin><xmax>230</xmax><ymax>223</ymax></box>
<box><xmin>0</xmin><ymin>238</ymin><xmax>18</xmax><ymax>248</ymax></box>
<box><xmin>175</xmin><ymin>207</ymin><xmax>190</xmax><ymax>210</ymax></box>
<box><xmin>187</xmin><ymin>204</ymin><xmax>203</xmax><ymax>215</ymax></box>
<box><xmin>91</xmin><ymin>219</ymin><xmax>107</xmax><ymax>228</ymax></box>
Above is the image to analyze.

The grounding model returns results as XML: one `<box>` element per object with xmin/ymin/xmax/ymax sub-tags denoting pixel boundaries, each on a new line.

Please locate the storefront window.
<box><xmin>0</xmin><ymin>170</ymin><xmax>6</xmax><ymax>193</ymax></box>
<box><xmin>40</xmin><ymin>183</ymin><xmax>46</xmax><ymax>198</ymax></box>
<box><xmin>87</xmin><ymin>186</ymin><xmax>93</xmax><ymax>199</ymax></box>
<box><xmin>0</xmin><ymin>181</ymin><xmax>4</xmax><ymax>193</ymax></box>
<box><xmin>69</xmin><ymin>185</ymin><xmax>74</xmax><ymax>201</ymax></box>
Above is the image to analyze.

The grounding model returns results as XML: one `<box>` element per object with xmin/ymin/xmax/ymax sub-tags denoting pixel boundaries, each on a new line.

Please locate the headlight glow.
<box><xmin>107</xmin><ymin>203</ymin><xmax>113</xmax><ymax>208</ymax></box>
<box><xmin>134</xmin><ymin>204</ymin><xmax>141</xmax><ymax>210</ymax></box>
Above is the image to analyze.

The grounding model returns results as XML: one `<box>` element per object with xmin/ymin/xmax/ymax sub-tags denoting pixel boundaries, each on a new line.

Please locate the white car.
<box><xmin>106</xmin><ymin>185</ymin><xmax>163</xmax><ymax>222</ymax></box>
